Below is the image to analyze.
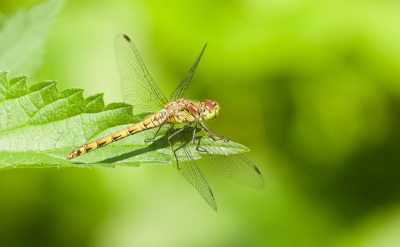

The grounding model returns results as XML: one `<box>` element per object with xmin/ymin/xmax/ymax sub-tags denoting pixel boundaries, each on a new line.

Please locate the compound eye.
<box><xmin>204</xmin><ymin>100</ymin><xmax>214</xmax><ymax>111</ymax></box>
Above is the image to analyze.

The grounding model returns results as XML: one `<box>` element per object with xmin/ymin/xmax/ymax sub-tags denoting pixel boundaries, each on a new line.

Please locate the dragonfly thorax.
<box><xmin>201</xmin><ymin>99</ymin><xmax>220</xmax><ymax>120</ymax></box>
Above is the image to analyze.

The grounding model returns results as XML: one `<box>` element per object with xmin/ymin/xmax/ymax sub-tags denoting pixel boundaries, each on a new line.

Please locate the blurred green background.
<box><xmin>1</xmin><ymin>0</ymin><xmax>400</xmax><ymax>246</ymax></box>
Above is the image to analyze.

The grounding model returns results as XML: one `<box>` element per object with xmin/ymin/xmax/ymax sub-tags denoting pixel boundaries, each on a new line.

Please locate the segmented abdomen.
<box><xmin>66</xmin><ymin>111</ymin><xmax>167</xmax><ymax>160</ymax></box>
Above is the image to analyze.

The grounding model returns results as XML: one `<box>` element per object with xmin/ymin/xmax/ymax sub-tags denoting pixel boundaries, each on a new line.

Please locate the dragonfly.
<box><xmin>67</xmin><ymin>34</ymin><xmax>264</xmax><ymax>211</ymax></box>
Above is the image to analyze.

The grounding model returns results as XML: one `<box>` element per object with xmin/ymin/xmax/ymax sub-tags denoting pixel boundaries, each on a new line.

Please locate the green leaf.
<box><xmin>0</xmin><ymin>0</ymin><xmax>65</xmax><ymax>77</ymax></box>
<box><xmin>0</xmin><ymin>71</ymin><xmax>250</xmax><ymax>170</ymax></box>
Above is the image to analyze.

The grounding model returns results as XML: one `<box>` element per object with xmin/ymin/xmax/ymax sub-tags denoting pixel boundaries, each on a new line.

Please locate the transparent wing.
<box><xmin>198</xmin><ymin>125</ymin><xmax>265</xmax><ymax>190</ymax></box>
<box><xmin>115</xmin><ymin>34</ymin><xmax>168</xmax><ymax>115</ymax></box>
<box><xmin>169</xmin><ymin>44</ymin><xmax>207</xmax><ymax>102</ymax></box>
<box><xmin>168</xmin><ymin>126</ymin><xmax>217</xmax><ymax>211</ymax></box>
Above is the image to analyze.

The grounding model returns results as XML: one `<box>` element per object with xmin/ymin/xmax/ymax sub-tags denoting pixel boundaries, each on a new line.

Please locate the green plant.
<box><xmin>0</xmin><ymin>71</ymin><xmax>250</xmax><ymax>170</ymax></box>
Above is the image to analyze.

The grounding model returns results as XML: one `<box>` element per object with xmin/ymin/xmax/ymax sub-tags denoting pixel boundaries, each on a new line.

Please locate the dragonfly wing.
<box><xmin>169</xmin><ymin>44</ymin><xmax>207</xmax><ymax>102</ymax></box>
<box><xmin>198</xmin><ymin>126</ymin><xmax>265</xmax><ymax>190</ymax></box>
<box><xmin>115</xmin><ymin>34</ymin><xmax>168</xmax><ymax>115</ymax></box>
<box><xmin>168</xmin><ymin>126</ymin><xmax>217</xmax><ymax>211</ymax></box>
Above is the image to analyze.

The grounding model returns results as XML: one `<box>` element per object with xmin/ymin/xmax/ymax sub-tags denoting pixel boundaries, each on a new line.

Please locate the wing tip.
<box><xmin>122</xmin><ymin>34</ymin><xmax>131</xmax><ymax>42</ymax></box>
<box><xmin>209</xmin><ymin>187</ymin><xmax>218</xmax><ymax>212</ymax></box>
<box><xmin>209</xmin><ymin>187</ymin><xmax>214</xmax><ymax>199</ymax></box>
<box><xmin>202</xmin><ymin>43</ymin><xmax>207</xmax><ymax>52</ymax></box>
<box><xmin>257</xmin><ymin>181</ymin><xmax>265</xmax><ymax>190</ymax></box>
<box><xmin>254</xmin><ymin>165</ymin><xmax>262</xmax><ymax>176</ymax></box>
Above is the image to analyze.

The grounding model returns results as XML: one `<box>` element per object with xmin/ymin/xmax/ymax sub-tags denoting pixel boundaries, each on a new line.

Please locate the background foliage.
<box><xmin>1</xmin><ymin>0</ymin><xmax>400</xmax><ymax>246</ymax></box>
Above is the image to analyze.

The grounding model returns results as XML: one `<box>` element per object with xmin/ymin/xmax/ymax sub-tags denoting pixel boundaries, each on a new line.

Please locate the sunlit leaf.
<box><xmin>0</xmin><ymin>71</ymin><xmax>250</xmax><ymax>170</ymax></box>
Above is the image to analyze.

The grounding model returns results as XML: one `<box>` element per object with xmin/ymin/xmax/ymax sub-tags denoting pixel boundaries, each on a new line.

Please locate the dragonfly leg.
<box><xmin>199</xmin><ymin>121</ymin><xmax>227</xmax><ymax>142</ymax></box>
<box><xmin>192</xmin><ymin>123</ymin><xmax>211</xmax><ymax>156</ymax></box>
<box><xmin>144</xmin><ymin>126</ymin><xmax>162</xmax><ymax>144</ymax></box>
<box><xmin>168</xmin><ymin>126</ymin><xmax>188</xmax><ymax>170</ymax></box>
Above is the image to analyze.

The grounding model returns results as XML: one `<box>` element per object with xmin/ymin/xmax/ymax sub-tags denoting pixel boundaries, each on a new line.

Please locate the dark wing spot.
<box><xmin>209</xmin><ymin>187</ymin><xmax>214</xmax><ymax>200</ymax></box>
<box><xmin>254</xmin><ymin>166</ymin><xmax>262</xmax><ymax>176</ymax></box>
<box><xmin>123</xmin><ymin>34</ymin><xmax>131</xmax><ymax>42</ymax></box>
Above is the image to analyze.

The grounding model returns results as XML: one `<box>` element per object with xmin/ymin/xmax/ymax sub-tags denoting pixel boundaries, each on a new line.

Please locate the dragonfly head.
<box><xmin>201</xmin><ymin>99</ymin><xmax>220</xmax><ymax>120</ymax></box>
